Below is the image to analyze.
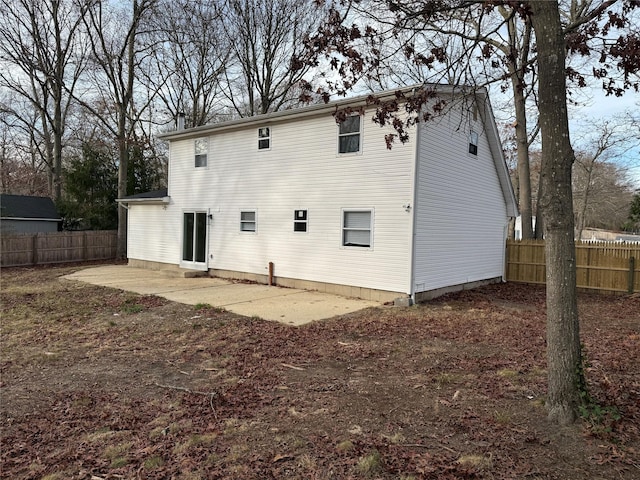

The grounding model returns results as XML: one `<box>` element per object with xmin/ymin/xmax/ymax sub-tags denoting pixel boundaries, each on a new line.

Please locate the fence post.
<box><xmin>629</xmin><ymin>256</ymin><xmax>636</xmax><ymax>294</ymax></box>
<box><xmin>32</xmin><ymin>233</ymin><xmax>39</xmax><ymax>265</ymax></box>
<box><xmin>83</xmin><ymin>232</ymin><xmax>88</xmax><ymax>261</ymax></box>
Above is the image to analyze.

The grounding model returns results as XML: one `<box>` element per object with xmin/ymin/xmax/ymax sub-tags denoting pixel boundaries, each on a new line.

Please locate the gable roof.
<box><xmin>158</xmin><ymin>83</ymin><xmax>459</xmax><ymax>141</ymax></box>
<box><xmin>157</xmin><ymin>83</ymin><xmax>518</xmax><ymax>218</ymax></box>
<box><xmin>0</xmin><ymin>194</ymin><xmax>61</xmax><ymax>221</ymax></box>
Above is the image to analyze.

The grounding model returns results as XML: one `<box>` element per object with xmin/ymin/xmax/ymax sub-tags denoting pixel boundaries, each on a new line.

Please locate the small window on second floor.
<box><xmin>195</xmin><ymin>138</ymin><xmax>208</xmax><ymax>167</ymax></box>
<box><xmin>469</xmin><ymin>130</ymin><xmax>478</xmax><ymax>156</ymax></box>
<box><xmin>338</xmin><ymin>115</ymin><xmax>361</xmax><ymax>154</ymax></box>
<box><xmin>258</xmin><ymin>127</ymin><xmax>270</xmax><ymax>150</ymax></box>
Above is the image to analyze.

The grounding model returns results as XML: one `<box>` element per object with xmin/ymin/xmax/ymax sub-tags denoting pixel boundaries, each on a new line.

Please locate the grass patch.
<box><xmin>336</xmin><ymin>440</ymin><xmax>354</xmax><ymax>452</ymax></box>
<box><xmin>457</xmin><ymin>454</ymin><xmax>493</xmax><ymax>471</ymax></box>
<box><xmin>356</xmin><ymin>450</ymin><xmax>382</xmax><ymax>476</ymax></box>
<box><xmin>104</xmin><ymin>442</ymin><xmax>132</xmax><ymax>468</ymax></box>
<box><xmin>144</xmin><ymin>455</ymin><xmax>165</xmax><ymax>469</ymax></box>
<box><xmin>122</xmin><ymin>300</ymin><xmax>144</xmax><ymax>314</ymax></box>
<box><xmin>497</xmin><ymin>368</ymin><xmax>519</xmax><ymax>379</ymax></box>
<box><xmin>174</xmin><ymin>433</ymin><xmax>218</xmax><ymax>454</ymax></box>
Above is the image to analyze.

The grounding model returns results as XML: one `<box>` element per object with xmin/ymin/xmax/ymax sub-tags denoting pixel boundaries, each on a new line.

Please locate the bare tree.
<box><xmin>572</xmin><ymin>120</ymin><xmax>638</xmax><ymax>236</ymax></box>
<box><xmin>0</xmin><ymin>0</ymin><xmax>89</xmax><ymax>201</ymax></box>
<box><xmin>79</xmin><ymin>0</ymin><xmax>158</xmax><ymax>257</ymax></box>
<box><xmin>150</xmin><ymin>0</ymin><xmax>230</xmax><ymax>127</ymax></box>
<box><xmin>221</xmin><ymin>0</ymin><xmax>320</xmax><ymax>117</ymax></box>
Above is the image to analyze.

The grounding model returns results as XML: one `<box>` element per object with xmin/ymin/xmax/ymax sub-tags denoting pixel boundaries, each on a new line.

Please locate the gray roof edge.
<box><xmin>157</xmin><ymin>83</ymin><xmax>465</xmax><ymax>141</ymax></box>
<box><xmin>1</xmin><ymin>216</ymin><xmax>62</xmax><ymax>222</ymax></box>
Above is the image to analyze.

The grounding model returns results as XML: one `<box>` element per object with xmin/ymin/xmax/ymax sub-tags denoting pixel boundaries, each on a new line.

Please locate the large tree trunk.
<box><xmin>529</xmin><ymin>0</ymin><xmax>582</xmax><ymax>425</ymax></box>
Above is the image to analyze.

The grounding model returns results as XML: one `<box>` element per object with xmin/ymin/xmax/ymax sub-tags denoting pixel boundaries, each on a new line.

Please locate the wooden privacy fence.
<box><xmin>1</xmin><ymin>230</ymin><xmax>117</xmax><ymax>267</ymax></box>
<box><xmin>506</xmin><ymin>239</ymin><xmax>640</xmax><ymax>294</ymax></box>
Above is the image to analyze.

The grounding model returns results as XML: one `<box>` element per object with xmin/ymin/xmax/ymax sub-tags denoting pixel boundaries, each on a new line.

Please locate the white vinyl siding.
<box><xmin>412</xmin><ymin>101</ymin><xmax>507</xmax><ymax>293</ymax></box>
<box><xmin>127</xmin><ymin>204</ymin><xmax>181</xmax><ymax>265</ymax></box>
<box><xmin>156</xmin><ymin>107</ymin><xmax>415</xmax><ymax>294</ymax></box>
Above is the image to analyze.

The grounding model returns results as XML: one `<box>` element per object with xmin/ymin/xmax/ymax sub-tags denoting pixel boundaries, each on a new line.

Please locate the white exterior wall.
<box><xmin>127</xmin><ymin>204</ymin><xmax>179</xmax><ymax>264</ymax></box>
<box><xmin>130</xmin><ymin>108</ymin><xmax>416</xmax><ymax>294</ymax></box>
<box><xmin>413</xmin><ymin>102</ymin><xmax>508</xmax><ymax>293</ymax></box>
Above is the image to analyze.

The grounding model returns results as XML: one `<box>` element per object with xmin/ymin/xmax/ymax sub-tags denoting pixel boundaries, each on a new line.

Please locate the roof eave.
<box><xmin>116</xmin><ymin>196</ymin><xmax>171</xmax><ymax>205</ymax></box>
<box><xmin>157</xmin><ymin>83</ymin><xmax>461</xmax><ymax>142</ymax></box>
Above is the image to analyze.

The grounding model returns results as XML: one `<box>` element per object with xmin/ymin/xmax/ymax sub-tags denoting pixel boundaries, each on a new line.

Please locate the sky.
<box><xmin>569</xmin><ymin>87</ymin><xmax>640</xmax><ymax>189</ymax></box>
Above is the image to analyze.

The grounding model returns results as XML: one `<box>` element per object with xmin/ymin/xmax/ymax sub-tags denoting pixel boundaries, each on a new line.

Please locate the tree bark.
<box><xmin>529</xmin><ymin>0</ymin><xmax>582</xmax><ymax>425</ymax></box>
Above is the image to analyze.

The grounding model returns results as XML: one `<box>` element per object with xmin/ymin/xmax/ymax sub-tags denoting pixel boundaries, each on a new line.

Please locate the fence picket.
<box><xmin>506</xmin><ymin>239</ymin><xmax>640</xmax><ymax>294</ymax></box>
<box><xmin>1</xmin><ymin>230</ymin><xmax>117</xmax><ymax>267</ymax></box>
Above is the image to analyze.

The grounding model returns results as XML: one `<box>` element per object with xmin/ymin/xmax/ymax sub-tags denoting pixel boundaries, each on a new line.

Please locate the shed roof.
<box><xmin>0</xmin><ymin>194</ymin><xmax>61</xmax><ymax>221</ymax></box>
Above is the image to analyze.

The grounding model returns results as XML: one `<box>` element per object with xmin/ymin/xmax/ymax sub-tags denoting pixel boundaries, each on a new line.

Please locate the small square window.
<box><xmin>294</xmin><ymin>210</ymin><xmax>307</xmax><ymax>232</ymax></box>
<box><xmin>258</xmin><ymin>127</ymin><xmax>270</xmax><ymax>150</ymax></box>
<box><xmin>338</xmin><ymin>115</ymin><xmax>361</xmax><ymax>154</ymax></box>
<box><xmin>469</xmin><ymin>130</ymin><xmax>478</xmax><ymax>155</ymax></box>
<box><xmin>240</xmin><ymin>210</ymin><xmax>256</xmax><ymax>232</ymax></box>
<box><xmin>195</xmin><ymin>138</ymin><xmax>208</xmax><ymax>167</ymax></box>
<box><xmin>342</xmin><ymin>209</ymin><xmax>372</xmax><ymax>247</ymax></box>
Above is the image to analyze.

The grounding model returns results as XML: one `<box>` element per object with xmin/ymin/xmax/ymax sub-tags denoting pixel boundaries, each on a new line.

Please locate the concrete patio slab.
<box><xmin>63</xmin><ymin>265</ymin><xmax>380</xmax><ymax>325</ymax></box>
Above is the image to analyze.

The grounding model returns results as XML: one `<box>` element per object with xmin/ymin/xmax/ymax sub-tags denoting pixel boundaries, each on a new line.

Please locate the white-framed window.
<box><xmin>342</xmin><ymin>209</ymin><xmax>372</xmax><ymax>248</ymax></box>
<box><xmin>294</xmin><ymin>209</ymin><xmax>307</xmax><ymax>232</ymax></box>
<box><xmin>338</xmin><ymin>115</ymin><xmax>361</xmax><ymax>154</ymax></box>
<box><xmin>240</xmin><ymin>210</ymin><xmax>257</xmax><ymax>232</ymax></box>
<box><xmin>258</xmin><ymin>127</ymin><xmax>271</xmax><ymax>150</ymax></box>
<box><xmin>195</xmin><ymin>138</ymin><xmax>208</xmax><ymax>167</ymax></box>
<box><xmin>468</xmin><ymin>130</ymin><xmax>478</xmax><ymax>155</ymax></box>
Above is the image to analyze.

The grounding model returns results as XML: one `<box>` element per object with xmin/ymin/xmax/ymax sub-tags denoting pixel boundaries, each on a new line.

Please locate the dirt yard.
<box><xmin>1</xmin><ymin>263</ymin><xmax>639</xmax><ymax>479</ymax></box>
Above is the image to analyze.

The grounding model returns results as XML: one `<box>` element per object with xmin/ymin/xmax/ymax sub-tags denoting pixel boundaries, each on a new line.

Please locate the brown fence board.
<box><xmin>1</xmin><ymin>230</ymin><xmax>117</xmax><ymax>267</ymax></box>
<box><xmin>506</xmin><ymin>240</ymin><xmax>640</xmax><ymax>294</ymax></box>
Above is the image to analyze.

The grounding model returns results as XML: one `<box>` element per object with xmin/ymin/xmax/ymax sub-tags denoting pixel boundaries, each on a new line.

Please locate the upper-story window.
<box><xmin>468</xmin><ymin>130</ymin><xmax>478</xmax><ymax>156</ymax></box>
<box><xmin>195</xmin><ymin>138</ymin><xmax>208</xmax><ymax>167</ymax></box>
<box><xmin>338</xmin><ymin>115</ymin><xmax>361</xmax><ymax>154</ymax></box>
<box><xmin>258</xmin><ymin>127</ymin><xmax>270</xmax><ymax>150</ymax></box>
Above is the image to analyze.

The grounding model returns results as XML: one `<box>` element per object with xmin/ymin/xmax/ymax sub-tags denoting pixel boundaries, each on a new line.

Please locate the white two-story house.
<box><xmin>119</xmin><ymin>84</ymin><xmax>517</xmax><ymax>303</ymax></box>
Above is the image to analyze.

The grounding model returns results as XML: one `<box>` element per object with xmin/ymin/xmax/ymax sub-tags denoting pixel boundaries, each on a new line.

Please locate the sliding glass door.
<box><xmin>182</xmin><ymin>211</ymin><xmax>208</xmax><ymax>270</ymax></box>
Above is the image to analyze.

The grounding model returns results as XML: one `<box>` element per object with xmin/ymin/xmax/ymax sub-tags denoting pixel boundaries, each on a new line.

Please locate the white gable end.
<box><xmin>413</xmin><ymin>99</ymin><xmax>509</xmax><ymax>294</ymax></box>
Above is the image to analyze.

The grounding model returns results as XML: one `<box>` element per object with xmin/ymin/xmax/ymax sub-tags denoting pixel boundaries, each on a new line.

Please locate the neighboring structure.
<box><xmin>581</xmin><ymin>227</ymin><xmax>640</xmax><ymax>243</ymax></box>
<box><xmin>119</xmin><ymin>84</ymin><xmax>518</xmax><ymax>303</ymax></box>
<box><xmin>0</xmin><ymin>194</ymin><xmax>62</xmax><ymax>234</ymax></box>
<box><xmin>514</xmin><ymin>215</ymin><xmax>537</xmax><ymax>240</ymax></box>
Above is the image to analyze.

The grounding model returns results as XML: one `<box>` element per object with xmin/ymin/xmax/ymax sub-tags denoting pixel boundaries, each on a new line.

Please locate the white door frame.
<box><xmin>180</xmin><ymin>209</ymin><xmax>209</xmax><ymax>271</ymax></box>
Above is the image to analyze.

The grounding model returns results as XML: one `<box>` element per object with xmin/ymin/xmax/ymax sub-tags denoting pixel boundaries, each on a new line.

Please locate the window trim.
<box><xmin>194</xmin><ymin>138</ymin><xmax>208</xmax><ymax>167</ymax></box>
<box><xmin>258</xmin><ymin>127</ymin><xmax>271</xmax><ymax>150</ymax></box>
<box><xmin>240</xmin><ymin>209</ymin><xmax>257</xmax><ymax>233</ymax></box>
<box><xmin>294</xmin><ymin>209</ymin><xmax>308</xmax><ymax>233</ymax></box>
<box><xmin>337</xmin><ymin>114</ymin><xmax>362</xmax><ymax>155</ymax></box>
<box><xmin>341</xmin><ymin>208</ymin><xmax>373</xmax><ymax>249</ymax></box>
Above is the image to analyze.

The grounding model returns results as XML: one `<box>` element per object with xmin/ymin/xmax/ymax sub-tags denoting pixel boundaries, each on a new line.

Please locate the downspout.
<box><xmin>408</xmin><ymin>111</ymin><xmax>422</xmax><ymax>304</ymax></box>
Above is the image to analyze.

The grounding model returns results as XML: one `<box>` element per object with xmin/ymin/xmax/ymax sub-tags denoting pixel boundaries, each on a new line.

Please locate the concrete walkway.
<box><xmin>62</xmin><ymin>265</ymin><xmax>380</xmax><ymax>326</ymax></box>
